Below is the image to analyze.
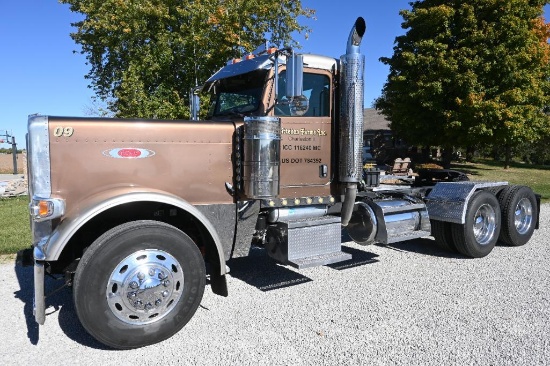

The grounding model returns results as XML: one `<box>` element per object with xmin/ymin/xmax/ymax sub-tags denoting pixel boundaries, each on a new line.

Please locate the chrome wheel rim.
<box><xmin>473</xmin><ymin>203</ymin><xmax>497</xmax><ymax>246</ymax></box>
<box><xmin>514</xmin><ymin>198</ymin><xmax>533</xmax><ymax>235</ymax></box>
<box><xmin>106</xmin><ymin>249</ymin><xmax>184</xmax><ymax>325</ymax></box>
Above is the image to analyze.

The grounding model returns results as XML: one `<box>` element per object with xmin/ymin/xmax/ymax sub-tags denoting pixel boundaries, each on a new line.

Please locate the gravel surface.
<box><xmin>1</xmin><ymin>204</ymin><xmax>549</xmax><ymax>365</ymax></box>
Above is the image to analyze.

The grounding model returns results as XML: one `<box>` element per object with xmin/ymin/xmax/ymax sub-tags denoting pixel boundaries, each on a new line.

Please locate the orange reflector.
<box><xmin>232</xmin><ymin>58</ymin><xmax>242</xmax><ymax>64</ymax></box>
<box><xmin>245</xmin><ymin>54</ymin><xmax>255</xmax><ymax>60</ymax></box>
<box><xmin>38</xmin><ymin>200</ymin><xmax>52</xmax><ymax>218</ymax></box>
<box><xmin>30</xmin><ymin>198</ymin><xmax>65</xmax><ymax>222</ymax></box>
<box><xmin>267</xmin><ymin>47</ymin><xmax>278</xmax><ymax>54</ymax></box>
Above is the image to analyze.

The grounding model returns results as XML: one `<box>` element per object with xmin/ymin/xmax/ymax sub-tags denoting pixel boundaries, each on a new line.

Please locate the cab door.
<box><xmin>275</xmin><ymin>70</ymin><xmax>333</xmax><ymax>198</ymax></box>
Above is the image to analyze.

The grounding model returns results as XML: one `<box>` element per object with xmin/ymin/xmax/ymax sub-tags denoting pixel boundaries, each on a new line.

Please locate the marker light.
<box><xmin>30</xmin><ymin>197</ymin><xmax>65</xmax><ymax>222</ymax></box>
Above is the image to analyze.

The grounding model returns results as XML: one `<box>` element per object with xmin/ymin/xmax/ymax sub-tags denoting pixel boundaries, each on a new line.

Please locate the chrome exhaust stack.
<box><xmin>339</xmin><ymin>17</ymin><xmax>366</xmax><ymax>226</ymax></box>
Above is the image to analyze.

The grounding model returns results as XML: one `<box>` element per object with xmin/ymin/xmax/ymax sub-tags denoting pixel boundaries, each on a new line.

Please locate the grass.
<box><xmin>451</xmin><ymin>159</ymin><xmax>550</xmax><ymax>202</ymax></box>
<box><xmin>0</xmin><ymin>196</ymin><xmax>31</xmax><ymax>256</ymax></box>
<box><xmin>0</xmin><ymin>159</ymin><xmax>548</xmax><ymax>256</ymax></box>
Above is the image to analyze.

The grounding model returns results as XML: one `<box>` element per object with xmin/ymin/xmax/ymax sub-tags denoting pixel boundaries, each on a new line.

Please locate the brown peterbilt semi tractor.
<box><xmin>21</xmin><ymin>18</ymin><xmax>540</xmax><ymax>349</ymax></box>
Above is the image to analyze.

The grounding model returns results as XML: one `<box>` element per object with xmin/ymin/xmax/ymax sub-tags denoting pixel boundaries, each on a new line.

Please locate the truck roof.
<box><xmin>206</xmin><ymin>53</ymin><xmax>338</xmax><ymax>84</ymax></box>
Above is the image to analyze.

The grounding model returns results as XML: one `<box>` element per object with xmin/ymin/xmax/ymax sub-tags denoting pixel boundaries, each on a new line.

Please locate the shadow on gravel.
<box><xmin>56</xmin><ymin>290</ymin><xmax>111</xmax><ymax>350</ymax></box>
<box><xmin>13</xmin><ymin>264</ymin><xmax>39</xmax><ymax>345</ymax></box>
<box><xmin>327</xmin><ymin>245</ymin><xmax>379</xmax><ymax>270</ymax></box>
<box><xmin>378</xmin><ymin>237</ymin><xmax>465</xmax><ymax>259</ymax></box>
<box><xmin>343</xmin><ymin>227</ymin><xmax>464</xmax><ymax>260</ymax></box>
<box><xmin>228</xmin><ymin>242</ymin><xmax>382</xmax><ymax>291</ymax></box>
<box><xmin>227</xmin><ymin>247</ymin><xmax>313</xmax><ymax>292</ymax></box>
<box><xmin>13</xmin><ymin>262</ymin><xmax>109</xmax><ymax>350</ymax></box>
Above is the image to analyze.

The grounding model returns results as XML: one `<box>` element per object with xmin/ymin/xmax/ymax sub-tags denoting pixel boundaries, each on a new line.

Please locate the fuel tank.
<box><xmin>347</xmin><ymin>198</ymin><xmax>431</xmax><ymax>245</ymax></box>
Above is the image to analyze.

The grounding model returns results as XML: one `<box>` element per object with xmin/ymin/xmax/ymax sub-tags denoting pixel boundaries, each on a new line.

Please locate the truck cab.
<box><xmin>204</xmin><ymin>51</ymin><xmax>337</xmax><ymax>198</ymax></box>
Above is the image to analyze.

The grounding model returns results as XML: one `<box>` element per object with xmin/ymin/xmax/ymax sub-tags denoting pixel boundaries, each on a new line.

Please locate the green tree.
<box><xmin>60</xmin><ymin>0</ymin><xmax>314</xmax><ymax>119</ymax></box>
<box><xmin>375</xmin><ymin>0</ymin><xmax>550</xmax><ymax>168</ymax></box>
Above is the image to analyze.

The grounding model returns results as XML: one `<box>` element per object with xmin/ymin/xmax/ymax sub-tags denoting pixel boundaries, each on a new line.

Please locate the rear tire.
<box><xmin>74</xmin><ymin>220</ymin><xmax>206</xmax><ymax>349</ymax></box>
<box><xmin>452</xmin><ymin>190</ymin><xmax>501</xmax><ymax>258</ymax></box>
<box><xmin>497</xmin><ymin>185</ymin><xmax>537</xmax><ymax>246</ymax></box>
<box><xmin>431</xmin><ymin>220</ymin><xmax>458</xmax><ymax>252</ymax></box>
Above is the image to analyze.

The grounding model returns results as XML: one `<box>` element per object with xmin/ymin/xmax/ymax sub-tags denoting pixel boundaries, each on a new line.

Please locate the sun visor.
<box><xmin>205</xmin><ymin>54</ymin><xmax>276</xmax><ymax>84</ymax></box>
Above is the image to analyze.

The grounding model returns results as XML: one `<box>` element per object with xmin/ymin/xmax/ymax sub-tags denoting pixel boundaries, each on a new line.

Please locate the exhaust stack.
<box><xmin>339</xmin><ymin>17</ymin><xmax>366</xmax><ymax>226</ymax></box>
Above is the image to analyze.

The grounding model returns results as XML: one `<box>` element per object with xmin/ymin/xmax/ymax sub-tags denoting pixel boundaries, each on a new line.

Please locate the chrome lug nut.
<box><xmin>158</xmin><ymin>272</ymin><xmax>166</xmax><ymax>279</ymax></box>
<box><xmin>137</xmin><ymin>272</ymin><xmax>145</xmax><ymax>280</ymax></box>
<box><xmin>163</xmin><ymin>280</ymin><xmax>170</xmax><ymax>287</ymax></box>
<box><xmin>149</xmin><ymin>269</ymin><xmax>155</xmax><ymax>276</ymax></box>
<box><xmin>144</xmin><ymin>303</ymin><xmax>153</xmax><ymax>310</ymax></box>
<box><xmin>162</xmin><ymin>290</ymin><xmax>169</xmax><ymax>297</ymax></box>
<box><xmin>155</xmin><ymin>299</ymin><xmax>162</xmax><ymax>306</ymax></box>
<box><xmin>130</xmin><ymin>281</ymin><xmax>139</xmax><ymax>289</ymax></box>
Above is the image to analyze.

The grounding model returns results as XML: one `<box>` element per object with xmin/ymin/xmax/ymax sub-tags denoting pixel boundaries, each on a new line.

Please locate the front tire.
<box><xmin>452</xmin><ymin>190</ymin><xmax>501</xmax><ymax>258</ymax></box>
<box><xmin>74</xmin><ymin>220</ymin><xmax>206</xmax><ymax>349</ymax></box>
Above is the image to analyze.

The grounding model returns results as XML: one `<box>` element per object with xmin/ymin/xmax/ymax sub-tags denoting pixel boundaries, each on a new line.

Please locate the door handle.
<box><xmin>319</xmin><ymin>164</ymin><xmax>328</xmax><ymax>178</ymax></box>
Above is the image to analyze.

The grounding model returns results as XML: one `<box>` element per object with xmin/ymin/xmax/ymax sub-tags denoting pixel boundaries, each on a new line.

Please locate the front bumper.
<box><xmin>34</xmin><ymin>259</ymin><xmax>45</xmax><ymax>325</ymax></box>
<box><xmin>17</xmin><ymin>246</ymin><xmax>46</xmax><ymax>325</ymax></box>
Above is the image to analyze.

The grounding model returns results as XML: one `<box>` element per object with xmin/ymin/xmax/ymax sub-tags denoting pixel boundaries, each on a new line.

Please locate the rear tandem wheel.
<box><xmin>497</xmin><ymin>185</ymin><xmax>538</xmax><ymax>246</ymax></box>
<box><xmin>431</xmin><ymin>220</ymin><xmax>458</xmax><ymax>253</ymax></box>
<box><xmin>451</xmin><ymin>190</ymin><xmax>501</xmax><ymax>258</ymax></box>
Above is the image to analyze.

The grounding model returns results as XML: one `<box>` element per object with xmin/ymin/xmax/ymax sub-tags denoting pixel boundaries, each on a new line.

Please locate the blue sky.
<box><xmin>0</xmin><ymin>1</ymin><xmax>548</xmax><ymax>149</ymax></box>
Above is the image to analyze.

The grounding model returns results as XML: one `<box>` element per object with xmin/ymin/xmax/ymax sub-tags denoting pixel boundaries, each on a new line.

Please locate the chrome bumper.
<box><xmin>33</xmin><ymin>246</ymin><xmax>46</xmax><ymax>325</ymax></box>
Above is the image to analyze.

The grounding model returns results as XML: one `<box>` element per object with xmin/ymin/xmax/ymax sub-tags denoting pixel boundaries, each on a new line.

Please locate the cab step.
<box><xmin>265</xmin><ymin>216</ymin><xmax>351</xmax><ymax>269</ymax></box>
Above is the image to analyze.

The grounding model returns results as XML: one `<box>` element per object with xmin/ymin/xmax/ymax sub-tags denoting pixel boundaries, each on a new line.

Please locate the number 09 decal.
<box><xmin>53</xmin><ymin>126</ymin><xmax>75</xmax><ymax>137</ymax></box>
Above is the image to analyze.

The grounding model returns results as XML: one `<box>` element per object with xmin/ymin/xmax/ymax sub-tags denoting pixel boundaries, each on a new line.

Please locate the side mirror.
<box><xmin>279</xmin><ymin>52</ymin><xmax>309</xmax><ymax>116</ymax></box>
<box><xmin>286</xmin><ymin>53</ymin><xmax>304</xmax><ymax>98</ymax></box>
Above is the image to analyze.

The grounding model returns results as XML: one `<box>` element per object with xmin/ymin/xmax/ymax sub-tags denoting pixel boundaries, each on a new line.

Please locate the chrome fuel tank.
<box><xmin>347</xmin><ymin>198</ymin><xmax>431</xmax><ymax>245</ymax></box>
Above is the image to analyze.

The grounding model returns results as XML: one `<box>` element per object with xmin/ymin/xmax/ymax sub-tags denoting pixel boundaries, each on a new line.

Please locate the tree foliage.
<box><xmin>60</xmin><ymin>0</ymin><xmax>314</xmax><ymax>119</ymax></box>
<box><xmin>375</xmin><ymin>0</ymin><xmax>550</xmax><ymax>167</ymax></box>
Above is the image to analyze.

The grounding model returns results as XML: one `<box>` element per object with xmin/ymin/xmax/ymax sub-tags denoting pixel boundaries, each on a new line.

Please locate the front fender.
<box><xmin>39</xmin><ymin>188</ymin><xmax>228</xmax><ymax>276</ymax></box>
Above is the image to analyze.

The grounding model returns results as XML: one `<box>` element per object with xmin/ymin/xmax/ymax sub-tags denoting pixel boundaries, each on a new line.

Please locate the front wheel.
<box><xmin>74</xmin><ymin>220</ymin><xmax>206</xmax><ymax>349</ymax></box>
<box><xmin>452</xmin><ymin>190</ymin><xmax>501</xmax><ymax>258</ymax></box>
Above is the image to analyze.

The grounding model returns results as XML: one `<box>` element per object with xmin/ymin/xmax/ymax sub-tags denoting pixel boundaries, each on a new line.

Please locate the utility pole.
<box><xmin>0</xmin><ymin>131</ymin><xmax>18</xmax><ymax>175</ymax></box>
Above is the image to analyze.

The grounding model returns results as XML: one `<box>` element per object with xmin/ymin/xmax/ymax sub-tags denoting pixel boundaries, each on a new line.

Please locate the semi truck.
<box><xmin>20</xmin><ymin>17</ymin><xmax>540</xmax><ymax>349</ymax></box>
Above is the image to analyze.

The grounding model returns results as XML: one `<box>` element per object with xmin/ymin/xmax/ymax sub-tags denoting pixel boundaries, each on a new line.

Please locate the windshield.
<box><xmin>208</xmin><ymin>69</ymin><xmax>268</xmax><ymax>117</ymax></box>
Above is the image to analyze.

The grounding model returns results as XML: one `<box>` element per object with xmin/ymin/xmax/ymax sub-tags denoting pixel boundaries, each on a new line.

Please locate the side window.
<box><xmin>275</xmin><ymin>72</ymin><xmax>330</xmax><ymax>117</ymax></box>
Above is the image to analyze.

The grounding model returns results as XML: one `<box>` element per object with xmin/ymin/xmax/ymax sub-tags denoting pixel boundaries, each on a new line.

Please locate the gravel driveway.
<box><xmin>1</xmin><ymin>204</ymin><xmax>549</xmax><ymax>365</ymax></box>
